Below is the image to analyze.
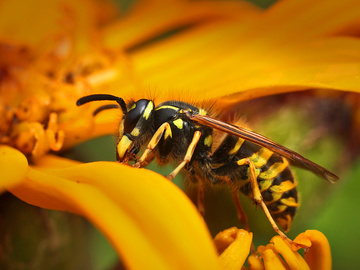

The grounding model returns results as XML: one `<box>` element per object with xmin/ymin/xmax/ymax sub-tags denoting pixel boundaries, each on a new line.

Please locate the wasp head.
<box><xmin>76</xmin><ymin>94</ymin><xmax>154</xmax><ymax>163</ymax></box>
<box><xmin>117</xmin><ymin>99</ymin><xmax>154</xmax><ymax>163</ymax></box>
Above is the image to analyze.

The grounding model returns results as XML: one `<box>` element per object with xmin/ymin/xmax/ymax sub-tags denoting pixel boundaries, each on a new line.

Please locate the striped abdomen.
<box><xmin>211</xmin><ymin>136</ymin><xmax>299</xmax><ymax>232</ymax></box>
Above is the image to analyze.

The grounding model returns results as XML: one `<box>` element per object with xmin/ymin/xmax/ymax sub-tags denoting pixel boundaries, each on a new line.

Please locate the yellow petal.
<box><xmin>10</xmin><ymin>161</ymin><xmax>220</xmax><ymax>269</ymax></box>
<box><xmin>217</xmin><ymin>228</ymin><xmax>252</xmax><ymax>270</ymax></box>
<box><xmin>103</xmin><ymin>0</ymin><xmax>260</xmax><ymax>50</ymax></box>
<box><xmin>271</xmin><ymin>236</ymin><xmax>309</xmax><ymax>270</ymax></box>
<box><xmin>34</xmin><ymin>154</ymin><xmax>81</xmax><ymax>168</ymax></box>
<box><xmin>0</xmin><ymin>0</ymin><xmax>97</xmax><ymax>53</ymax></box>
<box><xmin>262</xmin><ymin>249</ymin><xmax>287</xmax><ymax>270</ymax></box>
<box><xmin>59</xmin><ymin>107</ymin><xmax>119</xmax><ymax>150</ymax></box>
<box><xmin>216</xmin><ymin>37</ymin><xmax>360</xmax><ymax>105</ymax></box>
<box><xmin>254</xmin><ymin>0</ymin><xmax>360</xmax><ymax>42</ymax></box>
<box><xmin>122</xmin><ymin>0</ymin><xmax>360</xmax><ymax>105</ymax></box>
<box><xmin>214</xmin><ymin>226</ymin><xmax>239</xmax><ymax>254</ymax></box>
<box><xmin>294</xmin><ymin>230</ymin><xmax>332</xmax><ymax>270</ymax></box>
<box><xmin>247</xmin><ymin>253</ymin><xmax>265</xmax><ymax>270</ymax></box>
<box><xmin>0</xmin><ymin>145</ymin><xmax>28</xmax><ymax>192</ymax></box>
<box><xmin>131</xmin><ymin>28</ymin><xmax>360</xmax><ymax>104</ymax></box>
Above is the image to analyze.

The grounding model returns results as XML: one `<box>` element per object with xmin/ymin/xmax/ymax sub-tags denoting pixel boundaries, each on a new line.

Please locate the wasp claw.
<box><xmin>133</xmin><ymin>162</ymin><xmax>141</xmax><ymax>168</ymax></box>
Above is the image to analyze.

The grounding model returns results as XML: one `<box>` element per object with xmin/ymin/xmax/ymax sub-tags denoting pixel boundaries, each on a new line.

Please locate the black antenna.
<box><xmin>76</xmin><ymin>94</ymin><xmax>127</xmax><ymax>116</ymax></box>
<box><xmin>93</xmin><ymin>104</ymin><xmax>120</xmax><ymax>116</ymax></box>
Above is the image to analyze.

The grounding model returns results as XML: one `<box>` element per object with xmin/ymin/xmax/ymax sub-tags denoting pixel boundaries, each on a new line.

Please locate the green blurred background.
<box><xmin>1</xmin><ymin>0</ymin><xmax>359</xmax><ymax>269</ymax></box>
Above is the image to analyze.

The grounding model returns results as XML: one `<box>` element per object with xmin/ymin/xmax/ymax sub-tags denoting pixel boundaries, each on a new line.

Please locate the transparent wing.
<box><xmin>185</xmin><ymin>111</ymin><xmax>339</xmax><ymax>183</ymax></box>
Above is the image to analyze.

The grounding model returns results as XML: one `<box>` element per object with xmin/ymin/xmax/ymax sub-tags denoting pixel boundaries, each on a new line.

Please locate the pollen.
<box><xmin>0</xmin><ymin>38</ymin><xmax>126</xmax><ymax>159</ymax></box>
<box><xmin>0</xmin><ymin>42</ymin><xmax>69</xmax><ymax>159</ymax></box>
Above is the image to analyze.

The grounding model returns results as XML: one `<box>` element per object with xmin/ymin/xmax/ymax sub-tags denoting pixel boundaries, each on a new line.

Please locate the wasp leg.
<box><xmin>134</xmin><ymin>122</ymin><xmax>171</xmax><ymax>168</ymax></box>
<box><xmin>197</xmin><ymin>177</ymin><xmax>205</xmax><ymax>216</ymax></box>
<box><xmin>192</xmin><ymin>175</ymin><xmax>206</xmax><ymax>216</ymax></box>
<box><xmin>230</xmin><ymin>187</ymin><xmax>257</xmax><ymax>253</ymax></box>
<box><xmin>236</xmin><ymin>158</ymin><xmax>296</xmax><ymax>247</ymax></box>
<box><xmin>214</xmin><ymin>174</ymin><xmax>250</xmax><ymax>232</ymax></box>
<box><xmin>231</xmin><ymin>189</ymin><xmax>250</xmax><ymax>231</ymax></box>
<box><xmin>168</xmin><ymin>131</ymin><xmax>202</xmax><ymax>180</ymax></box>
<box><xmin>136</xmin><ymin>151</ymin><xmax>155</xmax><ymax>168</ymax></box>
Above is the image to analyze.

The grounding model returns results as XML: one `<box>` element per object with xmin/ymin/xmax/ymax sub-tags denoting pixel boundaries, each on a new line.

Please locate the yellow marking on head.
<box><xmin>118</xmin><ymin>121</ymin><xmax>124</xmax><ymax>137</ymax></box>
<box><xmin>259</xmin><ymin>159</ymin><xmax>289</xmax><ymax>180</ymax></box>
<box><xmin>143</xmin><ymin>101</ymin><xmax>154</xmax><ymax>120</ymax></box>
<box><xmin>204</xmin><ymin>135</ymin><xmax>213</xmax><ymax>147</ymax></box>
<box><xmin>199</xmin><ymin>108</ymin><xmax>207</xmax><ymax>116</ymax></box>
<box><xmin>129</xmin><ymin>103</ymin><xmax>136</xmax><ymax>111</ymax></box>
<box><xmin>173</xmin><ymin>118</ymin><xmax>183</xmax><ymax>129</ymax></box>
<box><xmin>155</xmin><ymin>105</ymin><xmax>179</xmax><ymax>111</ymax></box>
<box><xmin>228</xmin><ymin>138</ymin><xmax>245</xmax><ymax>155</ymax></box>
<box><xmin>131</xmin><ymin>127</ymin><xmax>140</xmax><ymax>137</ymax></box>
<box><xmin>117</xmin><ymin>135</ymin><xmax>133</xmax><ymax>159</ymax></box>
<box><xmin>250</xmin><ymin>148</ymin><xmax>273</xmax><ymax>167</ymax></box>
<box><xmin>164</xmin><ymin>127</ymin><xmax>172</xmax><ymax>139</ymax></box>
<box><xmin>270</xmin><ymin>180</ymin><xmax>297</xmax><ymax>194</ymax></box>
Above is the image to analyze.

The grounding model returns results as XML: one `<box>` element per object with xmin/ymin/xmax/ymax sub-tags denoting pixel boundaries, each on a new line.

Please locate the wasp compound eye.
<box><xmin>124</xmin><ymin>99</ymin><xmax>152</xmax><ymax>133</ymax></box>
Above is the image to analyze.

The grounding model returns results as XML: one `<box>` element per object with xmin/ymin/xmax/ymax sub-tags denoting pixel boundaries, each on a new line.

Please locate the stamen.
<box><xmin>46</xmin><ymin>113</ymin><xmax>65</xmax><ymax>151</ymax></box>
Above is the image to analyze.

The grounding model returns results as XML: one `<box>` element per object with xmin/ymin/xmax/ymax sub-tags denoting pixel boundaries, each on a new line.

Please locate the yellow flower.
<box><xmin>104</xmin><ymin>0</ymin><xmax>360</xmax><ymax>104</ymax></box>
<box><xmin>214</xmin><ymin>228</ymin><xmax>331</xmax><ymax>270</ymax></box>
<box><xmin>1</xmin><ymin>0</ymin><xmax>359</xmax><ymax>268</ymax></box>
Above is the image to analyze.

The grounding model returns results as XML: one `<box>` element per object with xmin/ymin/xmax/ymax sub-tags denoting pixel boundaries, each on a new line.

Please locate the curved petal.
<box><xmin>256</xmin><ymin>0</ymin><xmax>360</xmax><ymax>41</ymax></box>
<box><xmin>294</xmin><ymin>230</ymin><xmax>332</xmax><ymax>270</ymax></box>
<box><xmin>119</xmin><ymin>0</ymin><xmax>360</xmax><ymax>105</ymax></box>
<box><xmin>9</xmin><ymin>161</ymin><xmax>220</xmax><ymax>269</ymax></box>
<box><xmin>271</xmin><ymin>236</ymin><xmax>309</xmax><ymax>270</ymax></box>
<box><xmin>211</xmin><ymin>37</ymin><xmax>360</xmax><ymax>105</ymax></box>
<box><xmin>34</xmin><ymin>154</ymin><xmax>82</xmax><ymax>168</ymax></box>
<box><xmin>0</xmin><ymin>145</ymin><xmax>28</xmax><ymax>192</ymax></box>
<box><xmin>59</xmin><ymin>108</ymin><xmax>120</xmax><ymax>150</ymax></box>
<box><xmin>103</xmin><ymin>0</ymin><xmax>261</xmax><ymax>50</ymax></box>
<box><xmin>262</xmin><ymin>249</ymin><xmax>287</xmax><ymax>270</ymax></box>
<box><xmin>0</xmin><ymin>0</ymin><xmax>97</xmax><ymax>53</ymax></box>
<box><xmin>247</xmin><ymin>253</ymin><xmax>265</xmax><ymax>270</ymax></box>
<box><xmin>215</xmin><ymin>228</ymin><xmax>252</xmax><ymax>269</ymax></box>
<box><xmin>129</xmin><ymin>26</ymin><xmax>360</xmax><ymax>104</ymax></box>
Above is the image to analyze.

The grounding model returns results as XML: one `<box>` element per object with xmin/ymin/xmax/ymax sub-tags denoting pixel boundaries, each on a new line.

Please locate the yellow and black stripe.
<box><xmin>207</xmin><ymin>136</ymin><xmax>298</xmax><ymax>231</ymax></box>
<box><xmin>77</xmin><ymin>94</ymin><xmax>338</xmax><ymax>239</ymax></box>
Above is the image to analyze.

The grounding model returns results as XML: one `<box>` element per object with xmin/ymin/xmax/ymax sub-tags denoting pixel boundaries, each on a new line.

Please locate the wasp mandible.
<box><xmin>77</xmin><ymin>94</ymin><xmax>339</xmax><ymax>247</ymax></box>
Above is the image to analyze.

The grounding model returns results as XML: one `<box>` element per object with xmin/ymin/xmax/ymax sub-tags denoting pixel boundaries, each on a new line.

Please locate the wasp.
<box><xmin>77</xmin><ymin>94</ymin><xmax>339</xmax><ymax>247</ymax></box>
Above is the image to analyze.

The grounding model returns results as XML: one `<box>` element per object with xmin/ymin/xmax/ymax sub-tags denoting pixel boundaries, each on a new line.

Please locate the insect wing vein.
<box><xmin>186</xmin><ymin>112</ymin><xmax>339</xmax><ymax>183</ymax></box>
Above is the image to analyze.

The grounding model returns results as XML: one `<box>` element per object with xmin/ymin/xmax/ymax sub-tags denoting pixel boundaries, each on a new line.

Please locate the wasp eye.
<box><xmin>124</xmin><ymin>99</ymin><xmax>151</xmax><ymax>133</ymax></box>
